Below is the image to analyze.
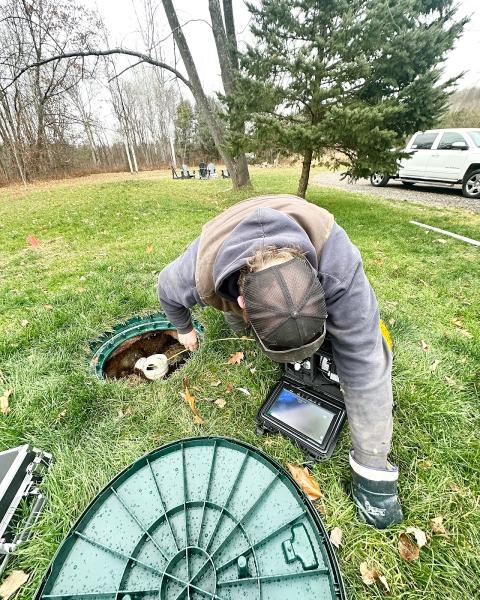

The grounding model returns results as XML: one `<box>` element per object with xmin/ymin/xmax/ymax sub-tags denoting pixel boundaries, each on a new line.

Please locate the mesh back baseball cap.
<box><xmin>242</xmin><ymin>257</ymin><xmax>327</xmax><ymax>363</ymax></box>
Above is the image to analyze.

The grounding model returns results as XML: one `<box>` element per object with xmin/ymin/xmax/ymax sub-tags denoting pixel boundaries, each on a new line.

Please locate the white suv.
<box><xmin>370</xmin><ymin>128</ymin><xmax>480</xmax><ymax>199</ymax></box>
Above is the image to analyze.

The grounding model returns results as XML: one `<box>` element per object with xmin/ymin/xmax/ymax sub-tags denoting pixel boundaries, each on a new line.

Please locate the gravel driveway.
<box><xmin>314</xmin><ymin>171</ymin><xmax>480</xmax><ymax>213</ymax></box>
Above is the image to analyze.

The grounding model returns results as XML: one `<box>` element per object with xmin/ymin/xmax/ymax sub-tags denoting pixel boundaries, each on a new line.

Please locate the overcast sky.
<box><xmin>83</xmin><ymin>0</ymin><xmax>480</xmax><ymax>90</ymax></box>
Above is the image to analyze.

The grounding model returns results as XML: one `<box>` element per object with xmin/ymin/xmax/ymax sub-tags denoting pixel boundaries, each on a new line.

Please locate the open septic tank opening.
<box><xmin>90</xmin><ymin>313</ymin><xmax>203</xmax><ymax>380</ymax></box>
<box><xmin>35</xmin><ymin>437</ymin><xmax>346</xmax><ymax>600</ymax></box>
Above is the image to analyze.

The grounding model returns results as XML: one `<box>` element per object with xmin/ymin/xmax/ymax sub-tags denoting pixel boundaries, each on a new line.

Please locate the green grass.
<box><xmin>0</xmin><ymin>168</ymin><xmax>479</xmax><ymax>599</ymax></box>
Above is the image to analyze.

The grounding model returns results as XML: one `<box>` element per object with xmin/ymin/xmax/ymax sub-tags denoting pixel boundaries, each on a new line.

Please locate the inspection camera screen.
<box><xmin>268</xmin><ymin>388</ymin><xmax>335</xmax><ymax>445</ymax></box>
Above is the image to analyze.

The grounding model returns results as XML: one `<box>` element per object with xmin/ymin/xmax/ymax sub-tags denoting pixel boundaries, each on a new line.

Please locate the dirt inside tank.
<box><xmin>102</xmin><ymin>329</ymin><xmax>190</xmax><ymax>380</ymax></box>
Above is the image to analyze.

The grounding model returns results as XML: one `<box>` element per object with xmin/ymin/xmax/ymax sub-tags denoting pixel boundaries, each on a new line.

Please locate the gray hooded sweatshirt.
<box><xmin>157</xmin><ymin>208</ymin><xmax>393</xmax><ymax>468</ymax></box>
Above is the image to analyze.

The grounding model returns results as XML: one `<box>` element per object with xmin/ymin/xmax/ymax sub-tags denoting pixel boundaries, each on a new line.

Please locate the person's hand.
<box><xmin>349</xmin><ymin>450</ymin><xmax>403</xmax><ymax>529</ymax></box>
<box><xmin>178</xmin><ymin>329</ymin><xmax>198</xmax><ymax>351</ymax></box>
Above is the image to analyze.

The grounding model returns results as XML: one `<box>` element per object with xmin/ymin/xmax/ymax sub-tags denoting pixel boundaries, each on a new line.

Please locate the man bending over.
<box><xmin>157</xmin><ymin>194</ymin><xmax>403</xmax><ymax>529</ymax></box>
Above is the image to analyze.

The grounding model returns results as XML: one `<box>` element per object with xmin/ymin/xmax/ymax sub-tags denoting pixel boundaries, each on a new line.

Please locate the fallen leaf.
<box><xmin>249</xmin><ymin>367</ymin><xmax>257</xmax><ymax>374</ymax></box>
<box><xmin>227</xmin><ymin>351</ymin><xmax>244</xmax><ymax>365</ymax></box>
<box><xmin>56</xmin><ymin>410</ymin><xmax>67</xmax><ymax>423</ymax></box>
<box><xmin>418</xmin><ymin>458</ymin><xmax>433</xmax><ymax>470</ymax></box>
<box><xmin>237</xmin><ymin>387</ymin><xmax>251</xmax><ymax>396</ymax></box>
<box><xmin>378</xmin><ymin>574</ymin><xmax>390</xmax><ymax>592</ymax></box>
<box><xmin>420</xmin><ymin>339</ymin><xmax>429</xmax><ymax>352</ymax></box>
<box><xmin>210</xmin><ymin>380</ymin><xmax>222</xmax><ymax>387</ymax></box>
<box><xmin>451</xmin><ymin>318</ymin><xmax>473</xmax><ymax>338</ymax></box>
<box><xmin>181</xmin><ymin>380</ymin><xmax>204</xmax><ymax>425</ymax></box>
<box><xmin>429</xmin><ymin>359</ymin><xmax>440</xmax><ymax>372</ymax></box>
<box><xmin>118</xmin><ymin>405</ymin><xmax>133</xmax><ymax>418</ymax></box>
<box><xmin>329</xmin><ymin>526</ymin><xmax>342</xmax><ymax>549</ymax></box>
<box><xmin>0</xmin><ymin>570</ymin><xmax>29</xmax><ymax>599</ymax></box>
<box><xmin>77</xmin><ymin>287</ymin><xmax>86</xmax><ymax>293</ymax></box>
<box><xmin>359</xmin><ymin>562</ymin><xmax>377</xmax><ymax>585</ymax></box>
<box><xmin>1</xmin><ymin>389</ymin><xmax>12</xmax><ymax>414</ymax></box>
<box><xmin>146</xmin><ymin>245</ymin><xmax>154</xmax><ymax>253</ymax></box>
<box><xmin>435</xmin><ymin>238</ymin><xmax>447</xmax><ymax>244</ymax></box>
<box><xmin>287</xmin><ymin>463</ymin><xmax>322</xmax><ymax>501</ymax></box>
<box><xmin>225</xmin><ymin>382</ymin><xmax>234</xmax><ymax>394</ymax></box>
<box><xmin>398</xmin><ymin>532</ymin><xmax>420</xmax><ymax>561</ymax></box>
<box><xmin>450</xmin><ymin>483</ymin><xmax>461</xmax><ymax>493</ymax></box>
<box><xmin>388</xmin><ymin>318</ymin><xmax>396</xmax><ymax>326</ymax></box>
<box><xmin>406</xmin><ymin>526</ymin><xmax>427</xmax><ymax>548</ymax></box>
<box><xmin>359</xmin><ymin>562</ymin><xmax>389</xmax><ymax>591</ymax></box>
<box><xmin>431</xmin><ymin>516</ymin><xmax>448</xmax><ymax>536</ymax></box>
<box><xmin>21</xmin><ymin>319</ymin><xmax>29</xmax><ymax>327</ymax></box>
<box><xmin>214</xmin><ymin>398</ymin><xmax>226</xmax><ymax>409</ymax></box>
<box><xmin>26</xmin><ymin>234</ymin><xmax>40</xmax><ymax>247</ymax></box>
<box><xmin>43</xmin><ymin>304</ymin><xmax>54</xmax><ymax>310</ymax></box>
<box><xmin>445</xmin><ymin>376</ymin><xmax>456</xmax><ymax>386</ymax></box>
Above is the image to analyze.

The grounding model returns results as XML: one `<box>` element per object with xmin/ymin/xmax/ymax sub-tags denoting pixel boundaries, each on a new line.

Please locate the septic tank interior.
<box><xmin>35</xmin><ymin>437</ymin><xmax>346</xmax><ymax>600</ymax></box>
<box><xmin>90</xmin><ymin>313</ymin><xmax>203</xmax><ymax>381</ymax></box>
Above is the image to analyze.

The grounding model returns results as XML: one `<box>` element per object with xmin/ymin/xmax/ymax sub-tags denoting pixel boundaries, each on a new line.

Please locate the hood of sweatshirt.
<box><xmin>213</xmin><ymin>207</ymin><xmax>318</xmax><ymax>298</ymax></box>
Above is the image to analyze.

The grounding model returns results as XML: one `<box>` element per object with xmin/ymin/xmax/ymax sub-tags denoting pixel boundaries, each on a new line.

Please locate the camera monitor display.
<box><xmin>267</xmin><ymin>388</ymin><xmax>336</xmax><ymax>445</ymax></box>
<box><xmin>257</xmin><ymin>379</ymin><xmax>346</xmax><ymax>460</ymax></box>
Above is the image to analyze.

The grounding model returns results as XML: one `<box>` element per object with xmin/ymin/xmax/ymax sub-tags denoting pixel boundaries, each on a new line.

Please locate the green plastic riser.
<box><xmin>36</xmin><ymin>438</ymin><xmax>345</xmax><ymax>600</ymax></box>
<box><xmin>90</xmin><ymin>313</ymin><xmax>203</xmax><ymax>379</ymax></box>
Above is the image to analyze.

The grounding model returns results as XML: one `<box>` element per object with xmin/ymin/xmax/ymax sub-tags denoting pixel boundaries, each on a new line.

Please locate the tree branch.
<box><xmin>1</xmin><ymin>48</ymin><xmax>191</xmax><ymax>93</ymax></box>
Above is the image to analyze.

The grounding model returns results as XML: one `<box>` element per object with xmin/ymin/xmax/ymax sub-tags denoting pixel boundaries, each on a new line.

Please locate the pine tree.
<box><xmin>239</xmin><ymin>0</ymin><xmax>466</xmax><ymax>197</ymax></box>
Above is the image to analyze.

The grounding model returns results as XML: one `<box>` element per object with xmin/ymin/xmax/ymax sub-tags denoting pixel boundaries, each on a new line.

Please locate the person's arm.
<box><xmin>157</xmin><ymin>238</ymin><xmax>202</xmax><ymax>334</ymax></box>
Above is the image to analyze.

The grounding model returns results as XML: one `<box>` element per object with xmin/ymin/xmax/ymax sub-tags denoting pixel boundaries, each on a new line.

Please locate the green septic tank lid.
<box><xmin>36</xmin><ymin>438</ymin><xmax>346</xmax><ymax>600</ymax></box>
<box><xmin>90</xmin><ymin>313</ymin><xmax>204</xmax><ymax>379</ymax></box>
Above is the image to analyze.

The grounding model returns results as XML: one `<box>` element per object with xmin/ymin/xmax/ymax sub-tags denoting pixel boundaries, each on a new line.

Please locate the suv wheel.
<box><xmin>462</xmin><ymin>169</ymin><xmax>480</xmax><ymax>199</ymax></box>
<box><xmin>370</xmin><ymin>173</ymin><xmax>390</xmax><ymax>187</ymax></box>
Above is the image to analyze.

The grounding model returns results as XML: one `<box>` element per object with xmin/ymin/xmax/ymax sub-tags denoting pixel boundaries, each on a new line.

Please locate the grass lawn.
<box><xmin>0</xmin><ymin>167</ymin><xmax>479</xmax><ymax>599</ymax></box>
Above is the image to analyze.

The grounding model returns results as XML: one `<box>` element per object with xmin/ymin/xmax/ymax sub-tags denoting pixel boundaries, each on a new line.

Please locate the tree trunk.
<box><xmin>162</xmin><ymin>0</ymin><xmax>251</xmax><ymax>190</ymax></box>
<box><xmin>297</xmin><ymin>147</ymin><xmax>313</xmax><ymax>198</ymax></box>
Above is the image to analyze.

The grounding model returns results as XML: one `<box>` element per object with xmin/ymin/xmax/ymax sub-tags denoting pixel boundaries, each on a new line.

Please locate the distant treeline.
<box><xmin>438</xmin><ymin>87</ymin><xmax>480</xmax><ymax>128</ymax></box>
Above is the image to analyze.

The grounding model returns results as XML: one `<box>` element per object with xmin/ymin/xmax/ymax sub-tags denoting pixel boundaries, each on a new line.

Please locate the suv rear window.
<box><xmin>438</xmin><ymin>132</ymin><xmax>467</xmax><ymax>149</ymax></box>
<box><xmin>411</xmin><ymin>133</ymin><xmax>438</xmax><ymax>150</ymax></box>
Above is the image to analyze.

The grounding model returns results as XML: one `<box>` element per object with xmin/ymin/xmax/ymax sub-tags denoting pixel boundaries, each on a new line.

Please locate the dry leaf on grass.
<box><xmin>378</xmin><ymin>574</ymin><xmax>390</xmax><ymax>592</ymax></box>
<box><xmin>237</xmin><ymin>387</ymin><xmax>251</xmax><ymax>396</ymax></box>
<box><xmin>388</xmin><ymin>318</ymin><xmax>396</xmax><ymax>326</ymax></box>
<box><xmin>406</xmin><ymin>526</ymin><xmax>427</xmax><ymax>548</ymax></box>
<box><xmin>210</xmin><ymin>380</ymin><xmax>222</xmax><ymax>387</ymax></box>
<box><xmin>21</xmin><ymin>319</ymin><xmax>29</xmax><ymax>327</ymax></box>
<box><xmin>329</xmin><ymin>527</ymin><xmax>342</xmax><ymax>549</ymax></box>
<box><xmin>214</xmin><ymin>398</ymin><xmax>226</xmax><ymax>409</ymax></box>
<box><xmin>420</xmin><ymin>339</ymin><xmax>429</xmax><ymax>352</ymax></box>
<box><xmin>429</xmin><ymin>359</ymin><xmax>440</xmax><ymax>372</ymax></box>
<box><xmin>227</xmin><ymin>351</ymin><xmax>244</xmax><ymax>365</ymax></box>
<box><xmin>43</xmin><ymin>304</ymin><xmax>54</xmax><ymax>310</ymax></box>
<box><xmin>360</xmin><ymin>562</ymin><xmax>377</xmax><ymax>585</ymax></box>
<box><xmin>431</xmin><ymin>516</ymin><xmax>448</xmax><ymax>536</ymax></box>
<box><xmin>146</xmin><ymin>245</ymin><xmax>154</xmax><ymax>253</ymax></box>
<box><xmin>225</xmin><ymin>383</ymin><xmax>234</xmax><ymax>394</ymax></box>
<box><xmin>435</xmin><ymin>238</ymin><xmax>447</xmax><ymax>244</ymax></box>
<box><xmin>359</xmin><ymin>562</ymin><xmax>389</xmax><ymax>591</ymax></box>
<box><xmin>26</xmin><ymin>234</ymin><xmax>40</xmax><ymax>247</ymax></box>
<box><xmin>1</xmin><ymin>390</ymin><xmax>11</xmax><ymax>414</ymax></box>
<box><xmin>398</xmin><ymin>532</ymin><xmax>420</xmax><ymax>561</ymax></box>
<box><xmin>287</xmin><ymin>463</ymin><xmax>322</xmax><ymax>501</ymax></box>
<box><xmin>0</xmin><ymin>570</ymin><xmax>29</xmax><ymax>600</ymax></box>
<box><xmin>117</xmin><ymin>405</ymin><xmax>133</xmax><ymax>418</ymax></box>
<box><xmin>451</xmin><ymin>318</ymin><xmax>473</xmax><ymax>338</ymax></box>
<box><xmin>56</xmin><ymin>410</ymin><xmax>67</xmax><ymax>423</ymax></box>
<box><xmin>249</xmin><ymin>367</ymin><xmax>257</xmax><ymax>374</ymax></box>
<box><xmin>181</xmin><ymin>380</ymin><xmax>204</xmax><ymax>425</ymax></box>
<box><xmin>417</xmin><ymin>458</ymin><xmax>433</xmax><ymax>470</ymax></box>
